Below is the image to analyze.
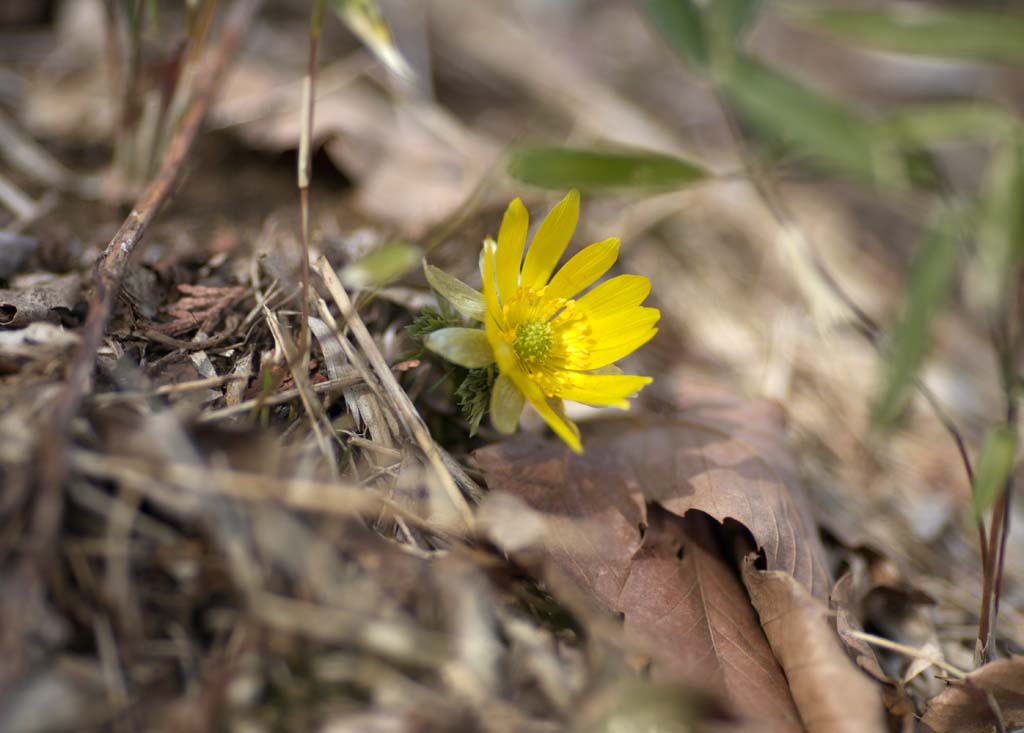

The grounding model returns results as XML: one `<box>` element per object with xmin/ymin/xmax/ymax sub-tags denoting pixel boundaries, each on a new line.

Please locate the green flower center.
<box><xmin>513</xmin><ymin>320</ymin><xmax>553</xmax><ymax>365</ymax></box>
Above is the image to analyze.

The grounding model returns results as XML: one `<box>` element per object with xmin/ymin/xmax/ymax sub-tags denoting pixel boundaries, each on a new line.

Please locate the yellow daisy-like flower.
<box><xmin>424</xmin><ymin>190</ymin><xmax>659</xmax><ymax>452</ymax></box>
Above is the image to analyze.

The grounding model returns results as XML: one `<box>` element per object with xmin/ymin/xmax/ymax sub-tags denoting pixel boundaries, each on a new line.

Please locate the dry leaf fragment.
<box><xmin>620</xmin><ymin>508</ymin><xmax>802</xmax><ymax>730</ymax></box>
<box><xmin>741</xmin><ymin>559</ymin><xmax>887</xmax><ymax>733</ymax></box>
<box><xmin>922</xmin><ymin>657</ymin><xmax>1024</xmax><ymax>733</ymax></box>
<box><xmin>0</xmin><ymin>272</ymin><xmax>81</xmax><ymax>328</ymax></box>
<box><xmin>831</xmin><ymin>571</ymin><xmax>889</xmax><ymax>683</ymax></box>
<box><xmin>153</xmin><ymin>283</ymin><xmax>247</xmax><ymax>336</ymax></box>
<box><xmin>476</xmin><ymin>393</ymin><xmax>830</xmax><ymax>598</ymax></box>
<box><xmin>474</xmin><ymin>389</ymin><xmax>886</xmax><ymax>732</ymax></box>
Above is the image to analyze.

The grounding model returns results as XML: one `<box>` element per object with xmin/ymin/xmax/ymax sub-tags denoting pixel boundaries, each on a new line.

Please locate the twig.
<box><xmin>198</xmin><ymin>370</ymin><xmax>366</xmax><ymax>422</ymax></box>
<box><xmin>296</xmin><ymin>0</ymin><xmax>326</xmax><ymax>364</ymax></box>
<box><xmin>69</xmin><ymin>449</ymin><xmax>442</xmax><ymax>536</ymax></box>
<box><xmin>262</xmin><ymin>306</ymin><xmax>338</xmax><ymax>470</ymax></box>
<box><xmin>845</xmin><ymin>630</ymin><xmax>966</xmax><ymax>679</ymax></box>
<box><xmin>91</xmin><ymin>374</ymin><xmax>249</xmax><ymax>404</ymax></box>
<box><xmin>30</xmin><ymin>0</ymin><xmax>262</xmax><ymax>596</ymax></box>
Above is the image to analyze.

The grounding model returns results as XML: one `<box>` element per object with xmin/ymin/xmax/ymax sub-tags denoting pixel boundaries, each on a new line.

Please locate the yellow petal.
<box><xmin>545</xmin><ymin>237</ymin><xmax>620</xmax><ymax>302</ymax></box>
<box><xmin>490</xmin><ymin>373</ymin><xmax>524</xmax><ymax>434</ymax></box>
<box><xmin>424</xmin><ymin>327</ymin><xmax>495</xmax><ymax>368</ymax></box>
<box><xmin>506</xmin><ymin>367</ymin><xmax>582</xmax><ymax>452</ymax></box>
<box><xmin>574</xmin><ymin>274</ymin><xmax>651</xmax><ymax>319</ymax></box>
<box><xmin>556</xmin><ymin>372</ymin><xmax>652</xmax><ymax>408</ymax></box>
<box><xmin>590</xmin><ymin>306</ymin><xmax>661</xmax><ymax>341</ymax></box>
<box><xmin>496</xmin><ymin>198</ymin><xmax>528</xmax><ymax>306</ymax></box>
<box><xmin>481</xmin><ymin>238</ymin><xmax>503</xmax><ymax>328</ymax></box>
<box><xmin>520</xmin><ymin>190</ymin><xmax>580</xmax><ymax>289</ymax></box>
<box><xmin>579</xmin><ymin>326</ymin><xmax>658</xmax><ymax>370</ymax></box>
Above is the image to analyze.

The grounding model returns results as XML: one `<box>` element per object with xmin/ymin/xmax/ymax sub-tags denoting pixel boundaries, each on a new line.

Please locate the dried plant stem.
<box><xmin>845</xmin><ymin>630</ymin><xmax>966</xmax><ymax>679</ymax></box>
<box><xmin>69</xmin><ymin>449</ymin><xmax>442</xmax><ymax>535</ymax></box>
<box><xmin>313</xmin><ymin>256</ymin><xmax>479</xmax><ymax>527</ymax></box>
<box><xmin>33</xmin><ymin>0</ymin><xmax>262</xmax><ymax>575</ymax></box>
<box><xmin>198</xmin><ymin>370</ymin><xmax>366</xmax><ymax>422</ymax></box>
<box><xmin>297</xmin><ymin>0</ymin><xmax>326</xmax><ymax>364</ymax></box>
<box><xmin>263</xmin><ymin>306</ymin><xmax>338</xmax><ymax>470</ymax></box>
<box><xmin>976</xmin><ymin>286</ymin><xmax>1021</xmax><ymax>665</ymax></box>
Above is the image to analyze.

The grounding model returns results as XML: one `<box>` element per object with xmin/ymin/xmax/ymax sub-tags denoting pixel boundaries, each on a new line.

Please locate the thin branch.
<box><xmin>32</xmin><ymin>0</ymin><xmax>262</xmax><ymax>565</ymax></box>
<box><xmin>845</xmin><ymin>630</ymin><xmax>966</xmax><ymax>680</ymax></box>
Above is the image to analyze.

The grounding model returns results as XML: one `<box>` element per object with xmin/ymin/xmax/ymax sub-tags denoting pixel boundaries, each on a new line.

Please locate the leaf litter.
<box><xmin>0</xmin><ymin>1</ymin><xmax>1022</xmax><ymax>732</ymax></box>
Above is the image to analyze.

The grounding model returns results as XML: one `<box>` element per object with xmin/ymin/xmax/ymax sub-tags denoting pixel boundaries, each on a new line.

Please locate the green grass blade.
<box><xmin>973</xmin><ymin>135</ymin><xmax>1024</xmax><ymax>312</ymax></box>
<box><xmin>721</xmin><ymin>56</ymin><xmax>884</xmax><ymax>181</ymax></box>
<box><xmin>793</xmin><ymin>6</ymin><xmax>1024</xmax><ymax>64</ymax></box>
<box><xmin>508</xmin><ymin>146</ymin><xmax>708</xmax><ymax>192</ymax></box>
<box><xmin>873</xmin><ymin>217</ymin><xmax>960</xmax><ymax>427</ymax></box>
<box><xmin>636</xmin><ymin>0</ymin><xmax>709</xmax><ymax>68</ymax></box>
<box><xmin>972</xmin><ymin>425</ymin><xmax>1017</xmax><ymax>520</ymax></box>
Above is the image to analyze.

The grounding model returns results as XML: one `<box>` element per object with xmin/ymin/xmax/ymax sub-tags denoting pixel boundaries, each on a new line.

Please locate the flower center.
<box><xmin>513</xmin><ymin>320</ymin><xmax>553</xmax><ymax>366</ymax></box>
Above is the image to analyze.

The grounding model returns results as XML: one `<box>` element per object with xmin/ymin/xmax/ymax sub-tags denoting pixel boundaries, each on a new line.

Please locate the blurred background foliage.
<box><xmin>507</xmin><ymin>0</ymin><xmax>1023</xmax><ymax>520</ymax></box>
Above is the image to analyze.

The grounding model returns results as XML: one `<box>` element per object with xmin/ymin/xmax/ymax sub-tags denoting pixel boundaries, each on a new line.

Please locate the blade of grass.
<box><xmin>872</xmin><ymin>215</ymin><xmax>961</xmax><ymax>427</ymax></box>
<box><xmin>508</xmin><ymin>146</ymin><xmax>708</xmax><ymax>192</ymax></box>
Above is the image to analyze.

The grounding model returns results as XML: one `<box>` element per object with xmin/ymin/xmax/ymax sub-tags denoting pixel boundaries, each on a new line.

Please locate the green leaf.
<box><xmin>972</xmin><ymin>136</ymin><xmax>1024</xmax><ymax>312</ymax></box>
<box><xmin>972</xmin><ymin>425</ymin><xmax>1017</xmax><ymax>519</ymax></box>
<box><xmin>883</xmin><ymin>102</ymin><xmax>1017</xmax><ymax>147</ymax></box>
<box><xmin>636</xmin><ymin>0</ymin><xmax>708</xmax><ymax>68</ymax></box>
<box><xmin>721</xmin><ymin>55</ymin><xmax>884</xmax><ymax>181</ymax></box>
<box><xmin>508</xmin><ymin>146</ymin><xmax>708</xmax><ymax>192</ymax></box>
<box><xmin>456</xmin><ymin>366</ymin><xmax>495</xmax><ymax>436</ymax></box>
<box><xmin>425</xmin><ymin>327</ymin><xmax>495</xmax><ymax>369</ymax></box>
<box><xmin>423</xmin><ymin>263</ymin><xmax>486</xmax><ymax>321</ymax></box>
<box><xmin>709</xmin><ymin>0</ymin><xmax>763</xmax><ymax>44</ymax></box>
<box><xmin>873</xmin><ymin>216</ymin><xmax>960</xmax><ymax>427</ymax></box>
<box><xmin>793</xmin><ymin>6</ymin><xmax>1024</xmax><ymax>64</ymax></box>
<box><xmin>340</xmin><ymin>240</ymin><xmax>421</xmax><ymax>288</ymax></box>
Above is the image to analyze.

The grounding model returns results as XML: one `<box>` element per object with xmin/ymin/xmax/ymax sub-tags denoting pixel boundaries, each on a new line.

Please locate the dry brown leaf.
<box><xmin>621</xmin><ymin>507</ymin><xmax>802</xmax><ymax>730</ymax></box>
<box><xmin>476</xmin><ymin>393</ymin><xmax>830</xmax><ymax>598</ymax></box>
<box><xmin>474</xmin><ymin>389</ymin><xmax>889</xmax><ymax>732</ymax></box>
<box><xmin>831</xmin><ymin>571</ymin><xmax>889</xmax><ymax>683</ymax></box>
<box><xmin>153</xmin><ymin>283</ymin><xmax>247</xmax><ymax>336</ymax></box>
<box><xmin>0</xmin><ymin>272</ymin><xmax>81</xmax><ymax>328</ymax></box>
<box><xmin>742</xmin><ymin>559</ymin><xmax>887</xmax><ymax>733</ymax></box>
<box><xmin>921</xmin><ymin>657</ymin><xmax>1024</xmax><ymax>733</ymax></box>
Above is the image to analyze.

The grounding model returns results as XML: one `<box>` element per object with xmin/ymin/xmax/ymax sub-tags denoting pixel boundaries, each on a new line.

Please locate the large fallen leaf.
<box><xmin>477</xmin><ymin>395</ymin><xmax>830</xmax><ymax>598</ymax></box>
<box><xmin>741</xmin><ymin>559</ymin><xmax>886</xmax><ymax>733</ymax></box>
<box><xmin>621</xmin><ymin>507</ymin><xmax>801</xmax><ymax>730</ymax></box>
<box><xmin>922</xmin><ymin>657</ymin><xmax>1024</xmax><ymax>733</ymax></box>
<box><xmin>474</xmin><ymin>390</ymin><xmax>884</xmax><ymax>732</ymax></box>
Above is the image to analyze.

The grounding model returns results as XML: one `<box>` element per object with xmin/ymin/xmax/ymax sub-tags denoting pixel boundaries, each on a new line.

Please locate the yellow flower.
<box><xmin>424</xmin><ymin>190</ymin><xmax>659</xmax><ymax>452</ymax></box>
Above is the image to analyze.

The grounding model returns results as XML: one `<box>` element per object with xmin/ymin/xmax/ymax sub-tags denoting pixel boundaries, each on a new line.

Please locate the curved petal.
<box><xmin>544</xmin><ymin>237</ymin><xmax>620</xmax><ymax>302</ymax></box>
<box><xmin>506</xmin><ymin>367</ymin><xmax>582</xmax><ymax>452</ymax></box>
<box><xmin>589</xmin><ymin>306</ymin><xmax>661</xmax><ymax>341</ymax></box>
<box><xmin>574</xmin><ymin>274</ymin><xmax>651</xmax><ymax>319</ymax></box>
<box><xmin>578</xmin><ymin>326</ymin><xmax>658</xmax><ymax>370</ymax></box>
<box><xmin>556</xmin><ymin>372</ymin><xmax>652</xmax><ymax>408</ymax></box>
<box><xmin>496</xmin><ymin>198</ymin><xmax>528</xmax><ymax>306</ymax></box>
<box><xmin>424</xmin><ymin>327</ymin><xmax>495</xmax><ymax>368</ymax></box>
<box><xmin>520</xmin><ymin>190</ymin><xmax>580</xmax><ymax>289</ymax></box>
<box><xmin>490</xmin><ymin>373</ymin><xmax>524</xmax><ymax>434</ymax></box>
<box><xmin>481</xmin><ymin>239</ymin><xmax>503</xmax><ymax>329</ymax></box>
